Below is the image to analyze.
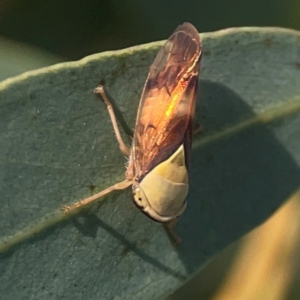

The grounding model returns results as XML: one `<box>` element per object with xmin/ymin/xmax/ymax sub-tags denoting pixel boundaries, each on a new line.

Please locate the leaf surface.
<box><xmin>1</xmin><ymin>27</ymin><xmax>300</xmax><ymax>300</ymax></box>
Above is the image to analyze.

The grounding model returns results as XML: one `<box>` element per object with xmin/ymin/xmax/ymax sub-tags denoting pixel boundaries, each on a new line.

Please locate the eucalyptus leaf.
<box><xmin>0</xmin><ymin>37</ymin><xmax>61</xmax><ymax>82</ymax></box>
<box><xmin>1</xmin><ymin>27</ymin><xmax>300</xmax><ymax>300</ymax></box>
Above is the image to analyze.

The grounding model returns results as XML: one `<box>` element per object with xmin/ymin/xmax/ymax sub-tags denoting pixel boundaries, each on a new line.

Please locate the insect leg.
<box><xmin>94</xmin><ymin>85</ymin><xmax>130</xmax><ymax>156</ymax></box>
<box><xmin>192</xmin><ymin>112</ymin><xmax>204</xmax><ymax>136</ymax></box>
<box><xmin>164</xmin><ymin>218</ymin><xmax>182</xmax><ymax>246</ymax></box>
<box><xmin>62</xmin><ymin>179</ymin><xmax>132</xmax><ymax>214</ymax></box>
<box><xmin>193</xmin><ymin>122</ymin><xmax>204</xmax><ymax>135</ymax></box>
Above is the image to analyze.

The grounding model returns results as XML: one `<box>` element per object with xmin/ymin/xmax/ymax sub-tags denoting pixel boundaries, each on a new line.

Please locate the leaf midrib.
<box><xmin>1</xmin><ymin>95</ymin><xmax>300</xmax><ymax>254</ymax></box>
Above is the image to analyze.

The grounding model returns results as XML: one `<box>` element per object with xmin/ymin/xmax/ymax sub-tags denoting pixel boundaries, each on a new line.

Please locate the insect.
<box><xmin>62</xmin><ymin>22</ymin><xmax>202</xmax><ymax>244</ymax></box>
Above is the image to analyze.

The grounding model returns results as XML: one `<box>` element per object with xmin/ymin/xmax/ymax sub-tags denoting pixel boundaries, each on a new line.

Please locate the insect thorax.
<box><xmin>132</xmin><ymin>144</ymin><xmax>188</xmax><ymax>222</ymax></box>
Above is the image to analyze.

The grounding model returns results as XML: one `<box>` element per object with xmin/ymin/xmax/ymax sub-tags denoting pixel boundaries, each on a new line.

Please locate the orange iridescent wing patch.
<box><xmin>131</xmin><ymin>23</ymin><xmax>202</xmax><ymax>181</ymax></box>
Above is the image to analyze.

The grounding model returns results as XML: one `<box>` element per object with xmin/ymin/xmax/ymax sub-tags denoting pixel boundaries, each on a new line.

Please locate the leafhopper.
<box><xmin>62</xmin><ymin>22</ymin><xmax>202</xmax><ymax>244</ymax></box>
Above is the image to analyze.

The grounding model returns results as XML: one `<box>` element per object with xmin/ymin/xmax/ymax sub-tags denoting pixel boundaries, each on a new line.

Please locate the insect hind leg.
<box><xmin>94</xmin><ymin>85</ymin><xmax>130</xmax><ymax>156</ymax></box>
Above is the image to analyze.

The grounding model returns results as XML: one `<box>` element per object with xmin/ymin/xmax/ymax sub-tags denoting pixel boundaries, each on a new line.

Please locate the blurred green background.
<box><xmin>1</xmin><ymin>0</ymin><xmax>300</xmax><ymax>61</ymax></box>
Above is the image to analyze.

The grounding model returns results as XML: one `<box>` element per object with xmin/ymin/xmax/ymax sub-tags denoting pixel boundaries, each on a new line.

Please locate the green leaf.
<box><xmin>1</xmin><ymin>27</ymin><xmax>300</xmax><ymax>300</ymax></box>
<box><xmin>0</xmin><ymin>37</ymin><xmax>61</xmax><ymax>82</ymax></box>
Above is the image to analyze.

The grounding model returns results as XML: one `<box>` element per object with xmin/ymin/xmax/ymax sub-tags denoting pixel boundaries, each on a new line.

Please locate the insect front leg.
<box><xmin>94</xmin><ymin>85</ymin><xmax>130</xmax><ymax>156</ymax></box>
<box><xmin>62</xmin><ymin>180</ymin><xmax>132</xmax><ymax>214</ymax></box>
<box><xmin>164</xmin><ymin>218</ymin><xmax>182</xmax><ymax>246</ymax></box>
